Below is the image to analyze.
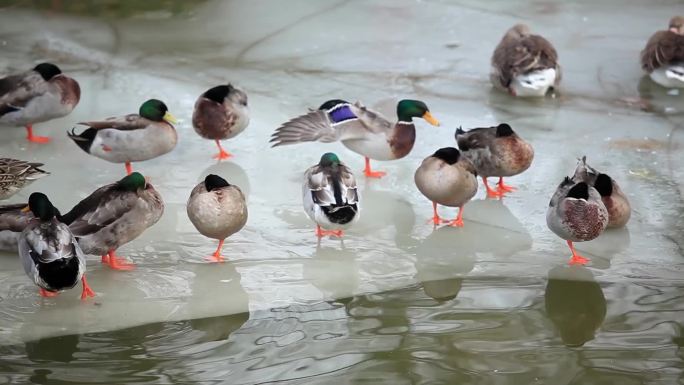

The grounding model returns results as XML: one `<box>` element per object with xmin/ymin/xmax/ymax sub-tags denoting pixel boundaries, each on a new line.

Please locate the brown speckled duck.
<box><xmin>271</xmin><ymin>99</ymin><xmax>440</xmax><ymax>178</ymax></box>
<box><xmin>455</xmin><ymin>123</ymin><xmax>534</xmax><ymax>198</ymax></box>
<box><xmin>490</xmin><ymin>24</ymin><xmax>561</xmax><ymax>97</ymax></box>
<box><xmin>572</xmin><ymin>157</ymin><xmax>631</xmax><ymax>228</ymax></box>
<box><xmin>414</xmin><ymin>147</ymin><xmax>478</xmax><ymax>227</ymax></box>
<box><xmin>0</xmin><ymin>158</ymin><xmax>49</xmax><ymax>200</ymax></box>
<box><xmin>192</xmin><ymin>84</ymin><xmax>249</xmax><ymax>160</ymax></box>
<box><xmin>640</xmin><ymin>16</ymin><xmax>684</xmax><ymax>88</ymax></box>
<box><xmin>0</xmin><ymin>63</ymin><xmax>80</xmax><ymax>143</ymax></box>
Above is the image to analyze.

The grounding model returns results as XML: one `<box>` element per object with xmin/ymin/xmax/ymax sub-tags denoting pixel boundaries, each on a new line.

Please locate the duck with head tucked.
<box><xmin>0</xmin><ymin>62</ymin><xmax>80</xmax><ymax>143</ymax></box>
<box><xmin>192</xmin><ymin>84</ymin><xmax>249</xmax><ymax>160</ymax></box>
<box><xmin>572</xmin><ymin>156</ymin><xmax>631</xmax><ymax>228</ymax></box>
<box><xmin>546</xmin><ymin>175</ymin><xmax>609</xmax><ymax>265</ymax></box>
<box><xmin>19</xmin><ymin>193</ymin><xmax>95</xmax><ymax>299</ymax></box>
<box><xmin>67</xmin><ymin>99</ymin><xmax>178</xmax><ymax>175</ymax></box>
<box><xmin>61</xmin><ymin>172</ymin><xmax>164</xmax><ymax>270</ymax></box>
<box><xmin>641</xmin><ymin>16</ymin><xmax>684</xmax><ymax>88</ymax></box>
<box><xmin>0</xmin><ymin>158</ymin><xmax>49</xmax><ymax>200</ymax></box>
<box><xmin>490</xmin><ymin>24</ymin><xmax>561</xmax><ymax>97</ymax></box>
<box><xmin>271</xmin><ymin>99</ymin><xmax>440</xmax><ymax>178</ymax></box>
<box><xmin>455</xmin><ymin>123</ymin><xmax>534</xmax><ymax>198</ymax></box>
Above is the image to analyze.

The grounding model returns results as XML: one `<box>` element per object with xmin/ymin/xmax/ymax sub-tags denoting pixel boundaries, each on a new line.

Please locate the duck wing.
<box><xmin>492</xmin><ymin>34</ymin><xmax>559</xmax><ymax>88</ymax></box>
<box><xmin>640</xmin><ymin>31</ymin><xmax>684</xmax><ymax>72</ymax></box>
<box><xmin>21</xmin><ymin>222</ymin><xmax>77</xmax><ymax>264</ymax></box>
<box><xmin>0</xmin><ymin>203</ymin><xmax>31</xmax><ymax>232</ymax></box>
<box><xmin>78</xmin><ymin>114</ymin><xmax>151</xmax><ymax>131</ymax></box>
<box><xmin>0</xmin><ymin>71</ymin><xmax>50</xmax><ymax>117</ymax></box>
<box><xmin>455</xmin><ymin>126</ymin><xmax>496</xmax><ymax>152</ymax></box>
<box><xmin>62</xmin><ymin>184</ymin><xmax>138</xmax><ymax>236</ymax></box>
<box><xmin>307</xmin><ymin>165</ymin><xmax>359</xmax><ymax>208</ymax></box>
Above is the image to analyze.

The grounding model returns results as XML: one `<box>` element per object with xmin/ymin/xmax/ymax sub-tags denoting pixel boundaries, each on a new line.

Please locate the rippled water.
<box><xmin>1</xmin><ymin>0</ymin><xmax>684</xmax><ymax>383</ymax></box>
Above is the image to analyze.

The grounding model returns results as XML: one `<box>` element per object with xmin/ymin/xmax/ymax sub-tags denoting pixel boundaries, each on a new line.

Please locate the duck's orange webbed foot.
<box><xmin>427</xmin><ymin>202</ymin><xmax>450</xmax><ymax>225</ymax></box>
<box><xmin>205</xmin><ymin>239</ymin><xmax>226</xmax><ymax>263</ymax></box>
<box><xmin>106</xmin><ymin>250</ymin><xmax>136</xmax><ymax>271</ymax></box>
<box><xmin>497</xmin><ymin>177</ymin><xmax>517</xmax><ymax>194</ymax></box>
<box><xmin>26</xmin><ymin>125</ymin><xmax>50</xmax><ymax>143</ymax></box>
<box><xmin>39</xmin><ymin>288</ymin><xmax>59</xmax><ymax>297</ymax></box>
<box><xmin>315</xmin><ymin>226</ymin><xmax>343</xmax><ymax>238</ymax></box>
<box><xmin>363</xmin><ymin>157</ymin><xmax>386</xmax><ymax>178</ymax></box>
<box><xmin>482</xmin><ymin>177</ymin><xmax>503</xmax><ymax>198</ymax></box>
<box><xmin>566</xmin><ymin>241</ymin><xmax>590</xmax><ymax>265</ymax></box>
<box><xmin>213</xmin><ymin>140</ymin><xmax>233</xmax><ymax>160</ymax></box>
<box><xmin>80</xmin><ymin>276</ymin><xmax>95</xmax><ymax>300</ymax></box>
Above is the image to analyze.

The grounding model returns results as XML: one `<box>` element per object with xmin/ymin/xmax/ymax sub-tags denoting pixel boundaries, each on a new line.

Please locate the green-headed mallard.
<box><xmin>641</xmin><ymin>16</ymin><xmax>684</xmax><ymax>88</ymax></box>
<box><xmin>67</xmin><ymin>99</ymin><xmax>178</xmax><ymax>175</ymax></box>
<box><xmin>19</xmin><ymin>193</ymin><xmax>94</xmax><ymax>299</ymax></box>
<box><xmin>61</xmin><ymin>172</ymin><xmax>164</xmax><ymax>270</ymax></box>
<box><xmin>192</xmin><ymin>84</ymin><xmax>249</xmax><ymax>160</ymax></box>
<box><xmin>0</xmin><ymin>158</ymin><xmax>49</xmax><ymax>200</ymax></box>
<box><xmin>303</xmin><ymin>153</ymin><xmax>359</xmax><ymax>237</ymax></box>
<box><xmin>271</xmin><ymin>99</ymin><xmax>440</xmax><ymax>178</ymax></box>
<box><xmin>490</xmin><ymin>24</ymin><xmax>561</xmax><ymax>97</ymax></box>
<box><xmin>572</xmin><ymin>156</ymin><xmax>631</xmax><ymax>228</ymax></box>
<box><xmin>414</xmin><ymin>147</ymin><xmax>478</xmax><ymax>227</ymax></box>
<box><xmin>455</xmin><ymin>123</ymin><xmax>534</xmax><ymax>198</ymax></box>
<box><xmin>187</xmin><ymin>174</ymin><xmax>247</xmax><ymax>262</ymax></box>
<box><xmin>0</xmin><ymin>63</ymin><xmax>80</xmax><ymax>143</ymax></box>
<box><xmin>546</xmin><ymin>177</ymin><xmax>609</xmax><ymax>265</ymax></box>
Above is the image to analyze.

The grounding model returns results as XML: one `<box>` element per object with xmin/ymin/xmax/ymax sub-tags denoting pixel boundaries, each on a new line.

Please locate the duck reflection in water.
<box><xmin>545</xmin><ymin>265</ymin><xmax>606</xmax><ymax>347</ymax></box>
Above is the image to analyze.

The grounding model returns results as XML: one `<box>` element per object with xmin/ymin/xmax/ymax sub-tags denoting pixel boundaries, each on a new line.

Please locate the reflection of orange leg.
<box><xmin>427</xmin><ymin>202</ymin><xmax>449</xmax><ymax>225</ymax></box>
<box><xmin>213</xmin><ymin>140</ymin><xmax>233</xmax><ymax>160</ymax></box>
<box><xmin>80</xmin><ymin>275</ymin><xmax>95</xmax><ymax>300</ymax></box>
<box><xmin>567</xmin><ymin>240</ymin><xmax>589</xmax><ymax>265</ymax></box>
<box><xmin>363</xmin><ymin>157</ymin><xmax>386</xmax><ymax>178</ymax></box>
<box><xmin>101</xmin><ymin>254</ymin><xmax>109</xmax><ymax>264</ymax></box>
<box><xmin>206</xmin><ymin>239</ymin><xmax>226</xmax><ymax>263</ymax></box>
<box><xmin>482</xmin><ymin>177</ymin><xmax>503</xmax><ymax>198</ymax></box>
<box><xmin>497</xmin><ymin>177</ymin><xmax>517</xmax><ymax>194</ymax></box>
<box><xmin>106</xmin><ymin>250</ymin><xmax>136</xmax><ymax>271</ymax></box>
<box><xmin>447</xmin><ymin>205</ymin><xmax>465</xmax><ymax>227</ymax></box>
<box><xmin>315</xmin><ymin>225</ymin><xmax>343</xmax><ymax>238</ymax></box>
<box><xmin>26</xmin><ymin>124</ymin><xmax>51</xmax><ymax>143</ymax></box>
<box><xmin>125</xmin><ymin>162</ymin><xmax>133</xmax><ymax>175</ymax></box>
<box><xmin>39</xmin><ymin>288</ymin><xmax>59</xmax><ymax>297</ymax></box>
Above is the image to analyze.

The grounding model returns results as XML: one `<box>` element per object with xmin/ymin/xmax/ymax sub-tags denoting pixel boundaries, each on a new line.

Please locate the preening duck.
<box><xmin>572</xmin><ymin>156</ymin><xmax>631</xmax><ymax>228</ymax></box>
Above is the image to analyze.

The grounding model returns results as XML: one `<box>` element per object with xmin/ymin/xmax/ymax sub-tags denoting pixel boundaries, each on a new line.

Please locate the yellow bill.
<box><xmin>21</xmin><ymin>205</ymin><xmax>30</xmax><ymax>213</ymax></box>
<box><xmin>163</xmin><ymin>111</ymin><xmax>178</xmax><ymax>125</ymax></box>
<box><xmin>422</xmin><ymin>111</ymin><xmax>440</xmax><ymax>126</ymax></box>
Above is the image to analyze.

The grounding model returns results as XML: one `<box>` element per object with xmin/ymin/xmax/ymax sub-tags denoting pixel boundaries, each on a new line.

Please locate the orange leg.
<box><xmin>26</xmin><ymin>124</ymin><xmax>50</xmax><ymax>143</ymax></box>
<box><xmin>567</xmin><ymin>240</ymin><xmax>589</xmax><ymax>265</ymax></box>
<box><xmin>315</xmin><ymin>225</ymin><xmax>343</xmax><ymax>238</ymax></box>
<box><xmin>105</xmin><ymin>249</ymin><xmax>136</xmax><ymax>271</ymax></box>
<box><xmin>80</xmin><ymin>275</ymin><xmax>95</xmax><ymax>300</ymax></box>
<box><xmin>497</xmin><ymin>177</ymin><xmax>517</xmax><ymax>194</ymax></box>
<box><xmin>363</xmin><ymin>157</ymin><xmax>386</xmax><ymax>178</ymax></box>
<box><xmin>101</xmin><ymin>254</ymin><xmax>109</xmax><ymax>264</ymax></box>
<box><xmin>213</xmin><ymin>140</ymin><xmax>233</xmax><ymax>160</ymax></box>
<box><xmin>447</xmin><ymin>205</ymin><xmax>465</xmax><ymax>227</ymax></box>
<box><xmin>206</xmin><ymin>239</ymin><xmax>226</xmax><ymax>263</ymax></box>
<box><xmin>125</xmin><ymin>162</ymin><xmax>133</xmax><ymax>175</ymax></box>
<box><xmin>39</xmin><ymin>288</ymin><xmax>59</xmax><ymax>297</ymax></box>
<box><xmin>427</xmin><ymin>202</ymin><xmax>449</xmax><ymax>225</ymax></box>
<box><xmin>482</xmin><ymin>177</ymin><xmax>503</xmax><ymax>198</ymax></box>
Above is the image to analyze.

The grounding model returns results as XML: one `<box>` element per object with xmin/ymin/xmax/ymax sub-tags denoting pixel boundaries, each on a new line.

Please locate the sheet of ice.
<box><xmin>0</xmin><ymin>0</ymin><xmax>683</xmax><ymax>345</ymax></box>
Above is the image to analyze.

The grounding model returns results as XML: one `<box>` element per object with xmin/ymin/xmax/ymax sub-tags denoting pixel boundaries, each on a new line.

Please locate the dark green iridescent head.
<box><xmin>117</xmin><ymin>172</ymin><xmax>147</xmax><ymax>191</ymax></box>
<box><xmin>33</xmin><ymin>63</ymin><xmax>62</xmax><ymax>81</ymax></box>
<box><xmin>319</xmin><ymin>152</ymin><xmax>341</xmax><ymax>167</ymax></box>
<box><xmin>139</xmin><ymin>99</ymin><xmax>170</xmax><ymax>122</ymax></box>
<box><xmin>28</xmin><ymin>192</ymin><xmax>57</xmax><ymax>221</ymax></box>
<box><xmin>396</xmin><ymin>100</ymin><xmax>439</xmax><ymax>126</ymax></box>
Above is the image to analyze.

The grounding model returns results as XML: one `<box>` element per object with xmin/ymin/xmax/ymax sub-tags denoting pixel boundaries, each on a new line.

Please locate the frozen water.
<box><xmin>0</xmin><ymin>0</ymin><xmax>683</xmax><ymax>350</ymax></box>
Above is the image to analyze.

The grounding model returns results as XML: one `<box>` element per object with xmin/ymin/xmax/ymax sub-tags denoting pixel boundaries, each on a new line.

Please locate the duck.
<box><xmin>271</xmin><ymin>99</ymin><xmax>440</xmax><ymax>178</ymax></box>
<box><xmin>640</xmin><ymin>16</ymin><xmax>684</xmax><ymax>88</ymax></box>
<box><xmin>0</xmin><ymin>158</ymin><xmax>50</xmax><ymax>200</ymax></box>
<box><xmin>0</xmin><ymin>202</ymin><xmax>32</xmax><ymax>251</ymax></box>
<box><xmin>303</xmin><ymin>153</ymin><xmax>359</xmax><ymax>237</ymax></box>
<box><xmin>455</xmin><ymin>123</ymin><xmax>534</xmax><ymax>198</ymax></box>
<box><xmin>546</xmin><ymin>177</ymin><xmax>609</xmax><ymax>265</ymax></box>
<box><xmin>60</xmin><ymin>172</ymin><xmax>164</xmax><ymax>270</ymax></box>
<box><xmin>414</xmin><ymin>147</ymin><xmax>478</xmax><ymax>227</ymax></box>
<box><xmin>187</xmin><ymin>174</ymin><xmax>248</xmax><ymax>262</ymax></box>
<box><xmin>0</xmin><ymin>62</ymin><xmax>80</xmax><ymax>143</ymax></box>
<box><xmin>192</xmin><ymin>84</ymin><xmax>249</xmax><ymax>160</ymax></box>
<box><xmin>18</xmin><ymin>192</ymin><xmax>95</xmax><ymax>299</ymax></box>
<box><xmin>571</xmin><ymin>156</ymin><xmax>631</xmax><ymax>228</ymax></box>
<box><xmin>490</xmin><ymin>24</ymin><xmax>561</xmax><ymax>97</ymax></box>
<box><xmin>67</xmin><ymin>99</ymin><xmax>178</xmax><ymax>175</ymax></box>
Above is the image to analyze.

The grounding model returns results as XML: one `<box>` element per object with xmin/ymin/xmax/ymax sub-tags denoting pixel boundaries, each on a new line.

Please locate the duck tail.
<box><xmin>67</xmin><ymin>127</ymin><xmax>96</xmax><ymax>154</ymax></box>
<box><xmin>25</xmin><ymin>162</ymin><xmax>50</xmax><ymax>180</ymax></box>
<box><xmin>455</xmin><ymin>126</ymin><xmax>466</xmax><ymax>136</ymax></box>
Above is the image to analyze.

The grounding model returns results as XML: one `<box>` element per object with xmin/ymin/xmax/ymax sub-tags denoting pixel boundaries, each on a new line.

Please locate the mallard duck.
<box><xmin>303</xmin><ymin>153</ymin><xmax>359</xmax><ymax>237</ymax></box>
<box><xmin>641</xmin><ymin>16</ymin><xmax>684</xmax><ymax>88</ymax></box>
<box><xmin>192</xmin><ymin>84</ymin><xmax>249</xmax><ymax>160</ymax></box>
<box><xmin>0</xmin><ymin>158</ymin><xmax>49</xmax><ymax>200</ymax></box>
<box><xmin>546</xmin><ymin>177</ymin><xmax>609</xmax><ymax>265</ymax></box>
<box><xmin>572</xmin><ymin>156</ymin><xmax>631</xmax><ymax>228</ymax></box>
<box><xmin>271</xmin><ymin>99</ymin><xmax>440</xmax><ymax>178</ymax></box>
<box><xmin>455</xmin><ymin>123</ymin><xmax>534</xmax><ymax>198</ymax></box>
<box><xmin>187</xmin><ymin>174</ymin><xmax>247</xmax><ymax>262</ymax></box>
<box><xmin>18</xmin><ymin>193</ymin><xmax>94</xmax><ymax>299</ymax></box>
<box><xmin>0</xmin><ymin>63</ymin><xmax>80</xmax><ymax>143</ymax></box>
<box><xmin>490</xmin><ymin>24</ymin><xmax>561</xmax><ymax>97</ymax></box>
<box><xmin>67</xmin><ymin>99</ymin><xmax>178</xmax><ymax>175</ymax></box>
<box><xmin>61</xmin><ymin>172</ymin><xmax>164</xmax><ymax>270</ymax></box>
<box><xmin>414</xmin><ymin>147</ymin><xmax>478</xmax><ymax>227</ymax></box>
